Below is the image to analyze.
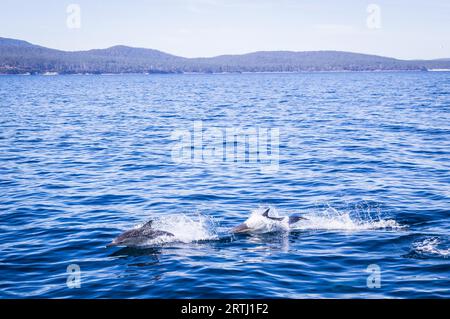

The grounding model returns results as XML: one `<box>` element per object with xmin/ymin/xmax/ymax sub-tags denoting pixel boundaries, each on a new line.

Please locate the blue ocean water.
<box><xmin>0</xmin><ymin>72</ymin><xmax>449</xmax><ymax>298</ymax></box>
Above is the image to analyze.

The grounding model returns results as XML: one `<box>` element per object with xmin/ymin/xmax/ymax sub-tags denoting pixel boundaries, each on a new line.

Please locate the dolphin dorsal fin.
<box><xmin>262</xmin><ymin>207</ymin><xmax>285</xmax><ymax>221</ymax></box>
<box><xmin>143</xmin><ymin>220</ymin><xmax>153</xmax><ymax>228</ymax></box>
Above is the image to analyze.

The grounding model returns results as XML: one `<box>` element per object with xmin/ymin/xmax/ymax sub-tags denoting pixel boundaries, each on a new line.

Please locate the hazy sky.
<box><xmin>1</xmin><ymin>0</ymin><xmax>449</xmax><ymax>59</ymax></box>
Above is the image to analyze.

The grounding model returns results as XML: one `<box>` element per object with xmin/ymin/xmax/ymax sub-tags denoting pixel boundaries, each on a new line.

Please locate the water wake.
<box><xmin>247</xmin><ymin>204</ymin><xmax>404</xmax><ymax>232</ymax></box>
<box><xmin>127</xmin><ymin>204</ymin><xmax>403</xmax><ymax>247</ymax></box>
<box><xmin>411</xmin><ymin>237</ymin><xmax>449</xmax><ymax>258</ymax></box>
<box><xmin>291</xmin><ymin>205</ymin><xmax>403</xmax><ymax>231</ymax></box>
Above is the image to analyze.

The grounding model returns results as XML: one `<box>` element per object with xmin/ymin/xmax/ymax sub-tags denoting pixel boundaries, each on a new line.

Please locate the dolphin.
<box><xmin>231</xmin><ymin>208</ymin><xmax>306</xmax><ymax>234</ymax></box>
<box><xmin>107</xmin><ymin>220</ymin><xmax>174</xmax><ymax>247</ymax></box>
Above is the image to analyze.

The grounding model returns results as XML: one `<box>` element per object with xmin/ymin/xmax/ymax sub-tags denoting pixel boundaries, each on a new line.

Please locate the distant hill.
<box><xmin>1</xmin><ymin>37</ymin><xmax>449</xmax><ymax>74</ymax></box>
<box><xmin>409</xmin><ymin>58</ymin><xmax>450</xmax><ymax>70</ymax></box>
<box><xmin>189</xmin><ymin>51</ymin><xmax>426</xmax><ymax>72</ymax></box>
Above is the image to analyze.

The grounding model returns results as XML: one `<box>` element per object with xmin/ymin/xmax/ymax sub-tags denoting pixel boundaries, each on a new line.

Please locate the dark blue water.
<box><xmin>0</xmin><ymin>72</ymin><xmax>449</xmax><ymax>298</ymax></box>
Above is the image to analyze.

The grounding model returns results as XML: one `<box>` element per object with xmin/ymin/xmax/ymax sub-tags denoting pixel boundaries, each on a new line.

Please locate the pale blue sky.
<box><xmin>1</xmin><ymin>0</ymin><xmax>449</xmax><ymax>59</ymax></box>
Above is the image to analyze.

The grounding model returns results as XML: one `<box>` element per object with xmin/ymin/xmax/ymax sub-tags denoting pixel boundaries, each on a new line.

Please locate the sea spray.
<box><xmin>137</xmin><ymin>213</ymin><xmax>219</xmax><ymax>246</ymax></box>
<box><xmin>289</xmin><ymin>202</ymin><xmax>404</xmax><ymax>231</ymax></box>
<box><xmin>412</xmin><ymin>237</ymin><xmax>450</xmax><ymax>258</ymax></box>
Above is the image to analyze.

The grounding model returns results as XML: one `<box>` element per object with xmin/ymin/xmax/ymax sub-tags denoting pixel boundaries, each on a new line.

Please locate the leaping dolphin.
<box><xmin>107</xmin><ymin>220</ymin><xmax>174</xmax><ymax>247</ymax></box>
<box><xmin>231</xmin><ymin>208</ymin><xmax>306</xmax><ymax>234</ymax></box>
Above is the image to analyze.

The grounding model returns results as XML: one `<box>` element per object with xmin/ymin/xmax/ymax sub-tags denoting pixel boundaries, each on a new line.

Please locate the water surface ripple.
<box><xmin>0</xmin><ymin>72</ymin><xmax>449</xmax><ymax>298</ymax></box>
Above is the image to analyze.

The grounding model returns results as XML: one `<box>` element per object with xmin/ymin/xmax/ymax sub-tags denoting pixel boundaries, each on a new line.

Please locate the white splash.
<box><xmin>291</xmin><ymin>212</ymin><xmax>402</xmax><ymax>231</ymax></box>
<box><xmin>136</xmin><ymin>214</ymin><xmax>218</xmax><ymax>246</ymax></box>
<box><xmin>285</xmin><ymin>205</ymin><xmax>402</xmax><ymax>232</ymax></box>
<box><xmin>129</xmin><ymin>204</ymin><xmax>403</xmax><ymax>246</ymax></box>
<box><xmin>412</xmin><ymin>238</ymin><xmax>450</xmax><ymax>257</ymax></box>
<box><xmin>241</xmin><ymin>207</ymin><xmax>290</xmax><ymax>234</ymax></box>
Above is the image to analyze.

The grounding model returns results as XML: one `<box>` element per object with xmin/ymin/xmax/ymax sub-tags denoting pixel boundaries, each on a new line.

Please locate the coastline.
<box><xmin>0</xmin><ymin>69</ymin><xmax>441</xmax><ymax>76</ymax></box>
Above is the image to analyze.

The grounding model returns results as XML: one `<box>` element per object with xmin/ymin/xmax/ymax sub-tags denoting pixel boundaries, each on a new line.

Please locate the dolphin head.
<box><xmin>107</xmin><ymin>228</ymin><xmax>147</xmax><ymax>247</ymax></box>
<box><xmin>107</xmin><ymin>220</ymin><xmax>174</xmax><ymax>248</ymax></box>
<box><xmin>230</xmin><ymin>222</ymin><xmax>251</xmax><ymax>234</ymax></box>
<box><xmin>231</xmin><ymin>214</ymin><xmax>267</xmax><ymax>234</ymax></box>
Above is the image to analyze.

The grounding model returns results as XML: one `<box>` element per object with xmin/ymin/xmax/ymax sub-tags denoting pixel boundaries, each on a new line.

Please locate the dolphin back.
<box><xmin>288</xmin><ymin>214</ymin><xmax>306</xmax><ymax>224</ymax></box>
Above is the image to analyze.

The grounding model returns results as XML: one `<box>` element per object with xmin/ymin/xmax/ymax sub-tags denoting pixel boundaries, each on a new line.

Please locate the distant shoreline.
<box><xmin>1</xmin><ymin>69</ymin><xmax>448</xmax><ymax>76</ymax></box>
<box><xmin>3</xmin><ymin>37</ymin><xmax>450</xmax><ymax>75</ymax></box>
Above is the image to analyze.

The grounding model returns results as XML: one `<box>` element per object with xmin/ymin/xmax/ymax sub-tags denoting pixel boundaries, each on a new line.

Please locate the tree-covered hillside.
<box><xmin>1</xmin><ymin>37</ymin><xmax>449</xmax><ymax>74</ymax></box>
